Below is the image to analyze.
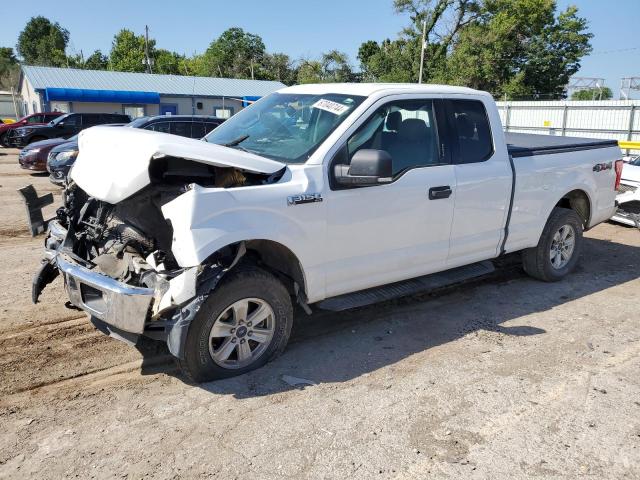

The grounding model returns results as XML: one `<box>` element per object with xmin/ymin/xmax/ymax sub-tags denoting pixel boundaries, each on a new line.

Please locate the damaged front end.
<box><xmin>34</xmin><ymin>150</ymin><xmax>281</xmax><ymax>357</ymax></box>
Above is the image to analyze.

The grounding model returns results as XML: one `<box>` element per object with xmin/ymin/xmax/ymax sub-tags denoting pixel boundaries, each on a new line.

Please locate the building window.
<box><xmin>123</xmin><ymin>105</ymin><xmax>145</xmax><ymax>119</ymax></box>
<box><xmin>214</xmin><ymin>107</ymin><xmax>234</xmax><ymax>119</ymax></box>
<box><xmin>50</xmin><ymin>101</ymin><xmax>71</xmax><ymax>113</ymax></box>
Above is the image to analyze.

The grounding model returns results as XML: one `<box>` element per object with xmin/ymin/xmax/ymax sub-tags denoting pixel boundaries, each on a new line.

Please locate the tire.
<box><xmin>178</xmin><ymin>265</ymin><xmax>293</xmax><ymax>382</ymax></box>
<box><xmin>522</xmin><ymin>207</ymin><xmax>583</xmax><ymax>282</ymax></box>
<box><xmin>0</xmin><ymin>132</ymin><xmax>8</xmax><ymax>147</ymax></box>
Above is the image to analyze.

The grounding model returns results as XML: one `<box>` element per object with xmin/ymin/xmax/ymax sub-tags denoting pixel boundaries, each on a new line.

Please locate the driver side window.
<box><xmin>347</xmin><ymin>99</ymin><xmax>442</xmax><ymax>176</ymax></box>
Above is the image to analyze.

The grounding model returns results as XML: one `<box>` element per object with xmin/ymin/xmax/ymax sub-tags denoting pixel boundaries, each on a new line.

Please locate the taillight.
<box><xmin>615</xmin><ymin>159</ymin><xmax>624</xmax><ymax>191</ymax></box>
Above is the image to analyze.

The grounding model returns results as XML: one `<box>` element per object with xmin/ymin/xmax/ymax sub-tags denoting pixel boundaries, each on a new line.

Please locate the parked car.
<box><xmin>18</xmin><ymin>136</ymin><xmax>78</xmax><ymax>171</ymax></box>
<box><xmin>127</xmin><ymin>115</ymin><xmax>225</xmax><ymax>138</ymax></box>
<box><xmin>46</xmin><ymin>116</ymin><xmax>225</xmax><ymax>185</ymax></box>
<box><xmin>33</xmin><ymin>84</ymin><xmax>621</xmax><ymax>382</ymax></box>
<box><xmin>8</xmin><ymin>112</ymin><xmax>130</xmax><ymax>147</ymax></box>
<box><xmin>46</xmin><ymin>124</ymin><xmax>126</xmax><ymax>182</ymax></box>
<box><xmin>0</xmin><ymin>112</ymin><xmax>63</xmax><ymax>147</ymax></box>
<box><xmin>612</xmin><ymin>156</ymin><xmax>640</xmax><ymax>226</ymax></box>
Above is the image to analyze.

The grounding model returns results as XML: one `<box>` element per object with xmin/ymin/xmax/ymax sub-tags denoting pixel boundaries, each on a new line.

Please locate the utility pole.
<box><xmin>144</xmin><ymin>25</ymin><xmax>152</xmax><ymax>74</ymax></box>
<box><xmin>418</xmin><ymin>20</ymin><xmax>427</xmax><ymax>84</ymax></box>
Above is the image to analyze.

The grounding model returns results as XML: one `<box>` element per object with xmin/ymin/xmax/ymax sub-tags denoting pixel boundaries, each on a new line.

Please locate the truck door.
<box><xmin>323</xmin><ymin>98</ymin><xmax>456</xmax><ymax>298</ymax></box>
<box><xmin>444</xmin><ymin>99</ymin><xmax>512</xmax><ymax>267</ymax></box>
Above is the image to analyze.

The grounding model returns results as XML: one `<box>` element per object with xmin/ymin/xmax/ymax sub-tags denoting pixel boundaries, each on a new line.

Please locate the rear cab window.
<box><xmin>447</xmin><ymin>100</ymin><xmax>493</xmax><ymax>164</ymax></box>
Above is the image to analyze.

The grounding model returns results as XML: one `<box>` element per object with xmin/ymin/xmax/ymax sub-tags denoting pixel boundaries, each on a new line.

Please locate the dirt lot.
<box><xmin>0</xmin><ymin>147</ymin><xmax>638</xmax><ymax>479</ymax></box>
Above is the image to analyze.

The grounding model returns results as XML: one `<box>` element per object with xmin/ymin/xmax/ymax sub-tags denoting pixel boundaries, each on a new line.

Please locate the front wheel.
<box><xmin>0</xmin><ymin>132</ymin><xmax>8</xmax><ymax>147</ymax></box>
<box><xmin>178</xmin><ymin>265</ymin><xmax>293</xmax><ymax>382</ymax></box>
<box><xmin>522</xmin><ymin>207</ymin><xmax>584</xmax><ymax>282</ymax></box>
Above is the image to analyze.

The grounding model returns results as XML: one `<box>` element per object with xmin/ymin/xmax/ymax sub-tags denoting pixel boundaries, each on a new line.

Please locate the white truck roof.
<box><xmin>279</xmin><ymin>83</ymin><xmax>489</xmax><ymax>98</ymax></box>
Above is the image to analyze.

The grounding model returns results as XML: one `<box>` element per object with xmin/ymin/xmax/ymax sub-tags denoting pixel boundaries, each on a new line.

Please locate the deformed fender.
<box><xmin>165</xmin><ymin>243</ymin><xmax>246</xmax><ymax>359</ymax></box>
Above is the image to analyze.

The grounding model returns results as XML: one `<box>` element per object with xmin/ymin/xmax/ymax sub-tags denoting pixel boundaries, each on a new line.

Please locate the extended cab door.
<box><xmin>323</xmin><ymin>97</ymin><xmax>456</xmax><ymax>298</ymax></box>
<box><xmin>444</xmin><ymin>98</ymin><xmax>512</xmax><ymax>267</ymax></box>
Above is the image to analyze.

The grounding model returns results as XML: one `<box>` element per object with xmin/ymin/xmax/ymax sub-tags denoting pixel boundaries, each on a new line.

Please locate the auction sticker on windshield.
<box><xmin>312</xmin><ymin>99</ymin><xmax>350</xmax><ymax>115</ymax></box>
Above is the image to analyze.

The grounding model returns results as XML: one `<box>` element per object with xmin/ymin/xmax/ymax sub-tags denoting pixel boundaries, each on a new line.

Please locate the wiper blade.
<box><xmin>223</xmin><ymin>134</ymin><xmax>249</xmax><ymax>147</ymax></box>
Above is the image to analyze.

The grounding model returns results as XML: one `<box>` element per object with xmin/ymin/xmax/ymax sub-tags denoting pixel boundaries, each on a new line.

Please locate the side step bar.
<box><xmin>317</xmin><ymin>261</ymin><xmax>495</xmax><ymax>312</ymax></box>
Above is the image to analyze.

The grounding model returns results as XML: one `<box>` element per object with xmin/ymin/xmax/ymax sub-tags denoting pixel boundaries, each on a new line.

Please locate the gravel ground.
<box><xmin>0</xmin><ymin>148</ymin><xmax>639</xmax><ymax>479</ymax></box>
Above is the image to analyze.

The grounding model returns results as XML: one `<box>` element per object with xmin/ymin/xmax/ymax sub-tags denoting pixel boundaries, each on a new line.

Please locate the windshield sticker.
<box><xmin>312</xmin><ymin>99</ymin><xmax>350</xmax><ymax>115</ymax></box>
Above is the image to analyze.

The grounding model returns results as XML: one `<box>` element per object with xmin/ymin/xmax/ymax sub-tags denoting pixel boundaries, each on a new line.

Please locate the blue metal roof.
<box><xmin>22</xmin><ymin>65</ymin><xmax>285</xmax><ymax>99</ymax></box>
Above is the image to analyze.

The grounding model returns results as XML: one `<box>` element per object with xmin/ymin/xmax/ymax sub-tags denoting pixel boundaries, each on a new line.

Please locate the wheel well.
<box><xmin>555</xmin><ymin>189</ymin><xmax>591</xmax><ymax>228</ymax></box>
<box><xmin>244</xmin><ymin>240</ymin><xmax>307</xmax><ymax>298</ymax></box>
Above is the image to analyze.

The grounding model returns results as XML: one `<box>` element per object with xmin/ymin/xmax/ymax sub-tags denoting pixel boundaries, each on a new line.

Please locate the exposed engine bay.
<box><xmin>33</xmin><ymin>155</ymin><xmax>284</xmax><ymax>354</ymax></box>
<box><xmin>58</xmin><ymin>157</ymin><xmax>277</xmax><ymax>284</ymax></box>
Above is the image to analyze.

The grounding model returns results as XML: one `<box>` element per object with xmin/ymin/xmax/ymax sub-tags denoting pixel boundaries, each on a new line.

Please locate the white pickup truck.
<box><xmin>33</xmin><ymin>84</ymin><xmax>623</xmax><ymax>382</ymax></box>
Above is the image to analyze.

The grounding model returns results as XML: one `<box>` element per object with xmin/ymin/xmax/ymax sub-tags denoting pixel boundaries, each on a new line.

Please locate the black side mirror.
<box><xmin>334</xmin><ymin>149</ymin><xmax>393</xmax><ymax>186</ymax></box>
<box><xmin>56</xmin><ymin>122</ymin><xmax>64</xmax><ymax>128</ymax></box>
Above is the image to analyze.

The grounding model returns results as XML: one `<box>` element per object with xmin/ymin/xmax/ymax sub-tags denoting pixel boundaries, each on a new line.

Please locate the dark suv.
<box><xmin>0</xmin><ymin>112</ymin><xmax>63</xmax><ymax>147</ymax></box>
<box><xmin>9</xmin><ymin>112</ymin><xmax>131</xmax><ymax>147</ymax></box>
<box><xmin>127</xmin><ymin>115</ymin><xmax>225</xmax><ymax>138</ymax></box>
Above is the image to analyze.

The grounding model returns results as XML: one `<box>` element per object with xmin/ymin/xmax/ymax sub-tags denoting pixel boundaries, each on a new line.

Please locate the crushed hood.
<box><xmin>71</xmin><ymin>126</ymin><xmax>285</xmax><ymax>203</ymax></box>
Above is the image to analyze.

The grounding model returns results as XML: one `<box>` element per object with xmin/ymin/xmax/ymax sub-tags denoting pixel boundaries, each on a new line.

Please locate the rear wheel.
<box><xmin>178</xmin><ymin>265</ymin><xmax>293</xmax><ymax>383</ymax></box>
<box><xmin>522</xmin><ymin>207</ymin><xmax>583</xmax><ymax>282</ymax></box>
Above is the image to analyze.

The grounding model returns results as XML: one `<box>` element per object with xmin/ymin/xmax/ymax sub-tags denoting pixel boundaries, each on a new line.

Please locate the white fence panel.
<box><xmin>497</xmin><ymin>100</ymin><xmax>640</xmax><ymax>154</ymax></box>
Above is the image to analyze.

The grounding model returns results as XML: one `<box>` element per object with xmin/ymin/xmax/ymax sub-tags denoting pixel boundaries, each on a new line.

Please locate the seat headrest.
<box><xmin>398</xmin><ymin>118</ymin><xmax>428</xmax><ymax>141</ymax></box>
<box><xmin>455</xmin><ymin>113</ymin><xmax>475</xmax><ymax>138</ymax></box>
<box><xmin>385</xmin><ymin>111</ymin><xmax>402</xmax><ymax>131</ymax></box>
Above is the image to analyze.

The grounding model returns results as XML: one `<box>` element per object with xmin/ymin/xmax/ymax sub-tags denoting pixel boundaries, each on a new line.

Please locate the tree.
<box><xmin>84</xmin><ymin>50</ymin><xmax>109</xmax><ymax>70</ymax></box>
<box><xmin>297</xmin><ymin>51</ymin><xmax>354</xmax><ymax>84</ymax></box>
<box><xmin>359</xmin><ymin>0</ymin><xmax>481</xmax><ymax>82</ymax></box>
<box><xmin>263</xmin><ymin>53</ymin><xmax>296</xmax><ymax>85</ymax></box>
<box><xmin>0</xmin><ymin>47</ymin><xmax>19</xmax><ymax>89</ymax></box>
<box><xmin>154</xmin><ymin>49</ymin><xmax>183</xmax><ymax>74</ymax></box>
<box><xmin>16</xmin><ymin>16</ymin><xmax>69</xmax><ymax>66</ymax></box>
<box><xmin>202</xmin><ymin>28</ymin><xmax>266</xmax><ymax>79</ymax></box>
<box><xmin>359</xmin><ymin>0</ymin><xmax>592</xmax><ymax>99</ymax></box>
<box><xmin>109</xmin><ymin>29</ymin><xmax>153</xmax><ymax>72</ymax></box>
<box><xmin>571</xmin><ymin>86</ymin><xmax>613</xmax><ymax>101</ymax></box>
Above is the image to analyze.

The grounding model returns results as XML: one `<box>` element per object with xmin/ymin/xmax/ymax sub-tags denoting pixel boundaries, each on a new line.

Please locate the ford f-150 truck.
<box><xmin>33</xmin><ymin>84</ymin><xmax>623</xmax><ymax>382</ymax></box>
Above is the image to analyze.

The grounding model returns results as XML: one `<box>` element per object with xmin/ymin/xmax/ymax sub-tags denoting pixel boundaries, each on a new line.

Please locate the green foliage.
<box><xmin>359</xmin><ymin>0</ymin><xmax>592</xmax><ymax>99</ymax></box>
<box><xmin>17</xmin><ymin>16</ymin><xmax>69</xmax><ymax>67</ymax></box>
<box><xmin>84</xmin><ymin>50</ymin><xmax>109</xmax><ymax>70</ymax></box>
<box><xmin>201</xmin><ymin>28</ymin><xmax>266</xmax><ymax>79</ymax></box>
<box><xmin>297</xmin><ymin>50</ymin><xmax>355</xmax><ymax>84</ymax></box>
<box><xmin>571</xmin><ymin>86</ymin><xmax>613</xmax><ymax>100</ymax></box>
<box><xmin>109</xmin><ymin>29</ymin><xmax>154</xmax><ymax>73</ymax></box>
<box><xmin>154</xmin><ymin>49</ymin><xmax>184</xmax><ymax>75</ymax></box>
<box><xmin>263</xmin><ymin>53</ymin><xmax>297</xmax><ymax>85</ymax></box>
<box><xmin>0</xmin><ymin>47</ymin><xmax>19</xmax><ymax>89</ymax></box>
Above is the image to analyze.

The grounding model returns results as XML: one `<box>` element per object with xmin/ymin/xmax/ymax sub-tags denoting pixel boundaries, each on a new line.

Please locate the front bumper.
<box><xmin>40</xmin><ymin>221</ymin><xmax>154</xmax><ymax>334</ymax></box>
<box><xmin>18</xmin><ymin>150</ymin><xmax>47</xmax><ymax>170</ymax></box>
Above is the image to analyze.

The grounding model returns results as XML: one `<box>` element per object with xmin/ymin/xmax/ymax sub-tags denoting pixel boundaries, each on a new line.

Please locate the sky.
<box><xmin>1</xmin><ymin>0</ymin><xmax>638</xmax><ymax>97</ymax></box>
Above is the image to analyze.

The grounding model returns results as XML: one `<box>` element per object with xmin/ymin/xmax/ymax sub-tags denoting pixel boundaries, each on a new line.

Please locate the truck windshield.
<box><xmin>204</xmin><ymin>93</ymin><xmax>365</xmax><ymax>163</ymax></box>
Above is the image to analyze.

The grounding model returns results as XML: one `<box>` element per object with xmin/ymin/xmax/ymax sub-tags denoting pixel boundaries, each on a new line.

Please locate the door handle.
<box><xmin>428</xmin><ymin>185</ymin><xmax>452</xmax><ymax>200</ymax></box>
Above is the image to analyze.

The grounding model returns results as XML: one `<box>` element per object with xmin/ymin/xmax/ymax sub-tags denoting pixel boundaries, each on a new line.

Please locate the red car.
<box><xmin>0</xmin><ymin>112</ymin><xmax>63</xmax><ymax>147</ymax></box>
<box><xmin>18</xmin><ymin>136</ymin><xmax>76</xmax><ymax>171</ymax></box>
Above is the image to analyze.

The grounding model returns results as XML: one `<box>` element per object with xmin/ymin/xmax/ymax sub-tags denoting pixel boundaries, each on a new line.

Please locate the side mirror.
<box><xmin>56</xmin><ymin>122</ymin><xmax>64</xmax><ymax>128</ymax></box>
<box><xmin>334</xmin><ymin>149</ymin><xmax>393</xmax><ymax>186</ymax></box>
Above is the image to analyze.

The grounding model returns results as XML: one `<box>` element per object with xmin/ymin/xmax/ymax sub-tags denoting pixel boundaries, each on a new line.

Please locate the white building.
<box><xmin>19</xmin><ymin>65</ymin><xmax>285</xmax><ymax>119</ymax></box>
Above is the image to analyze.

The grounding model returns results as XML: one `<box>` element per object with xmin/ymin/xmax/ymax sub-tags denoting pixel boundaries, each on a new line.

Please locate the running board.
<box><xmin>317</xmin><ymin>261</ymin><xmax>495</xmax><ymax>312</ymax></box>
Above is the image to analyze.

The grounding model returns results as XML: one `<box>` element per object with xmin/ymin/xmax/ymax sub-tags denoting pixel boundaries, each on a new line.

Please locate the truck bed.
<box><xmin>506</xmin><ymin>132</ymin><xmax>618</xmax><ymax>158</ymax></box>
